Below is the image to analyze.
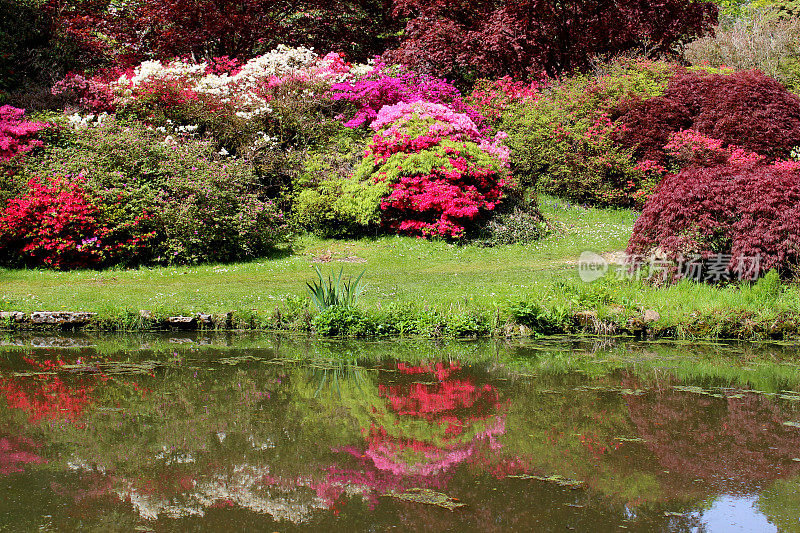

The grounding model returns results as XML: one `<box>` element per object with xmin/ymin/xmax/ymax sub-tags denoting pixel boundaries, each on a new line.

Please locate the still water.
<box><xmin>1</xmin><ymin>334</ymin><xmax>799</xmax><ymax>532</ymax></box>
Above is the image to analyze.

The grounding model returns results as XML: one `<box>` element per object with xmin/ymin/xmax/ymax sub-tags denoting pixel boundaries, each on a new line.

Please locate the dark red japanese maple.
<box><xmin>386</xmin><ymin>0</ymin><xmax>718</xmax><ymax>80</ymax></box>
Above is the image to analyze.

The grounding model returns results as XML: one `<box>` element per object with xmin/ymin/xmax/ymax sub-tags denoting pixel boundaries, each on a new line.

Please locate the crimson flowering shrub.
<box><xmin>0</xmin><ymin>175</ymin><xmax>153</xmax><ymax>269</ymax></box>
<box><xmin>0</xmin><ymin>106</ymin><xmax>50</xmax><ymax>162</ymax></box>
<box><xmin>8</xmin><ymin>118</ymin><xmax>290</xmax><ymax>267</ymax></box>
<box><xmin>47</xmin><ymin>0</ymin><xmax>399</xmax><ymax>65</ymax></box>
<box><xmin>330</xmin><ymin>64</ymin><xmax>487</xmax><ymax>130</ymax></box>
<box><xmin>352</xmin><ymin>100</ymin><xmax>513</xmax><ymax>238</ymax></box>
<box><xmin>614</xmin><ymin>69</ymin><xmax>800</xmax><ymax>164</ymax></box>
<box><xmin>627</xmin><ymin>161</ymin><xmax>800</xmax><ymax>281</ymax></box>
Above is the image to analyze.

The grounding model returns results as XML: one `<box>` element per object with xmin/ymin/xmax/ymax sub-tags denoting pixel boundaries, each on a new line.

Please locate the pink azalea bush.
<box><xmin>0</xmin><ymin>106</ymin><xmax>50</xmax><ymax>162</ymax></box>
<box><xmin>51</xmin><ymin>71</ymin><xmax>120</xmax><ymax>112</ymax></box>
<box><xmin>353</xmin><ymin>100</ymin><xmax>512</xmax><ymax>238</ymax></box>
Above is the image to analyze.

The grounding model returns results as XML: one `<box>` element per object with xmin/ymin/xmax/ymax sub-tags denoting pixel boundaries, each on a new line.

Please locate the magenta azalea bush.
<box><xmin>330</xmin><ymin>64</ymin><xmax>487</xmax><ymax>131</ymax></box>
<box><xmin>352</xmin><ymin>100</ymin><xmax>512</xmax><ymax>238</ymax></box>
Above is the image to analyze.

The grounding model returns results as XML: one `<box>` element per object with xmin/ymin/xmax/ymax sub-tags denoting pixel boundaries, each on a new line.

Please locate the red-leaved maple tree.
<box><xmin>386</xmin><ymin>0</ymin><xmax>718</xmax><ymax>80</ymax></box>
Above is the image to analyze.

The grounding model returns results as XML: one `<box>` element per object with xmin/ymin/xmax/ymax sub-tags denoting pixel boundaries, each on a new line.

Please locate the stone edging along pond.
<box><xmin>2</xmin><ymin>308</ymin><xmax>800</xmax><ymax>340</ymax></box>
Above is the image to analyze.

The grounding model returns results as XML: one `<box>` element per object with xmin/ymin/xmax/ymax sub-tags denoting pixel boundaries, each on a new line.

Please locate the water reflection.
<box><xmin>0</xmin><ymin>337</ymin><xmax>798</xmax><ymax>531</ymax></box>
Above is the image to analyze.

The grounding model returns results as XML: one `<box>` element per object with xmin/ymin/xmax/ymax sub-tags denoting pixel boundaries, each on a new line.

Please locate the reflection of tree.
<box><xmin>498</xmin><ymin>376</ymin><xmax>672</xmax><ymax>506</ymax></box>
<box><xmin>625</xmin><ymin>386</ymin><xmax>800</xmax><ymax>490</ymax></box>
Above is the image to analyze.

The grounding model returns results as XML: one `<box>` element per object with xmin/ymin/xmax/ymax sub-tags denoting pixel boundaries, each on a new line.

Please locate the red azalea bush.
<box><xmin>0</xmin><ymin>106</ymin><xmax>50</xmax><ymax>162</ymax></box>
<box><xmin>0</xmin><ymin>175</ymin><xmax>153</xmax><ymax>269</ymax></box>
<box><xmin>352</xmin><ymin>100</ymin><xmax>513</xmax><ymax>239</ymax></box>
<box><xmin>614</xmin><ymin>69</ymin><xmax>800</xmax><ymax>164</ymax></box>
<box><xmin>626</xmin><ymin>161</ymin><xmax>800</xmax><ymax>280</ymax></box>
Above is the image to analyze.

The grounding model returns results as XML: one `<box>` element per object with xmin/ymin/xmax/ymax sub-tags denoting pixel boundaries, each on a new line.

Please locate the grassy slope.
<box><xmin>0</xmin><ymin>198</ymin><xmax>633</xmax><ymax>313</ymax></box>
<box><xmin>1</xmin><ymin>196</ymin><xmax>798</xmax><ymax>335</ymax></box>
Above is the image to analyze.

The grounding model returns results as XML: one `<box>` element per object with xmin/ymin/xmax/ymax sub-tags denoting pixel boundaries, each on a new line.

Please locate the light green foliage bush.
<box><xmin>502</xmin><ymin>57</ymin><xmax>675</xmax><ymax>206</ymax></box>
<box><xmin>685</xmin><ymin>10</ymin><xmax>800</xmax><ymax>93</ymax></box>
<box><xmin>291</xmin><ymin>132</ymin><xmax>386</xmax><ymax>237</ymax></box>
<box><xmin>12</xmin><ymin>116</ymin><xmax>289</xmax><ymax>265</ymax></box>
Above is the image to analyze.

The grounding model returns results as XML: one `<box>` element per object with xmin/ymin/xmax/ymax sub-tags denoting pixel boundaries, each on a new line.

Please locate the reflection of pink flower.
<box><xmin>316</xmin><ymin>362</ymin><xmax>510</xmax><ymax>507</ymax></box>
<box><xmin>0</xmin><ymin>436</ymin><xmax>46</xmax><ymax>475</ymax></box>
<box><xmin>361</xmin><ymin>416</ymin><xmax>506</xmax><ymax>477</ymax></box>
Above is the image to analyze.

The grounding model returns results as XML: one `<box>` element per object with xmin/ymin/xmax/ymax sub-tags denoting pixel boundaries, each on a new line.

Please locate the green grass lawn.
<box><xmin>0</xmin><ymin>198</ymin><xmax>635</xmax><ymax>314</ymax></box>
<box><xmin>1</xmin><ymin>196</ymin><xmax>799</xmax><ymax>338</ymax></box>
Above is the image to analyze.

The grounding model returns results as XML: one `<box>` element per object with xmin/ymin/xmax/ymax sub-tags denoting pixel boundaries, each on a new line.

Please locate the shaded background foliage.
<box><xmin>1</xmin><ymin>0</ymin><xmax>719</xmax><ymax>103</ymax></box>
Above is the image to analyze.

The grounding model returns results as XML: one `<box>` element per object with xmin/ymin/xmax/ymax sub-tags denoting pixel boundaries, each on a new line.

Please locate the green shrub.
<box><xmin>280</xmin><ymin>129</ymin><xmax>380</xmax><ymax>237</ymax></box>
<box><xmin>506</xmin><ymin>299</ymin><xmax>573</xmax><ymax>334</ymax></box>
<box><xmin>10</xmin><ymin>116</ymin><xmax>290</xmax><ymax>266</ymax></box>
<box><xmin>480</xmin><ymin>204</ymin><xmax>550</xmax><ymax>245</ymax></box>
<box><xmin>312</xmin><ymin>306</ymin><xmax>376</xmax><ymax>337</ymax></box>
<box><xmin>443</xmin><ymin>309</ymin><xmax>492</xmax><ymax>337</ymax></box>
<box><xmin>293</xmin><ymin>166</ymin><xmax>389</xmax><ymax>238</ymax></box>
<box><xmin>502</xmin><ymin>57</ymin><xmax>676</xmax><ymax>207</ymax></box>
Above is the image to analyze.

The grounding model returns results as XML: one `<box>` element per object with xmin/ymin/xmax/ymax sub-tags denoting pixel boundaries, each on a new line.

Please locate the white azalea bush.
<box><xmin>108</xmin><ymin>46</ymin><xmax>369</xmax><ymax>155</ymax></box>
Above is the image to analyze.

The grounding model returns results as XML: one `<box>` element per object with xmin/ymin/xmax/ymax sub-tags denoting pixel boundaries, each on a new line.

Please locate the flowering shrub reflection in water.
<box><xmin>0</xmin><ymin>358</ymin><xmax>97</xmax><ymax>423</ymax></box>
<box><xmin>0</xmin><ymin>435</ymin><xmax>46</xmax><ymax>475</ymax></box>
<box><xmin>319</xmin><ymin>362</ymin><xmax>507</xmax><ymax>508</ymax></box>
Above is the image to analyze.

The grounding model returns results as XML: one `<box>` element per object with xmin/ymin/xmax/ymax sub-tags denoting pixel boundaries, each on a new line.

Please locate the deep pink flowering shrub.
<box><xmin>627</xmin><ymin>161</ymin><xmax>800</xmax><ymax>280</ymax></box>
<box><xmin>353</xmin><ymin>100</ymin><xmax>512</xmax><ymax>238</ymax></box>
<box><xmin>0</xmin><ymin>176</ymin><xmax>153</xmax><ymax>269</ymax></box>
<box><xmin>51</xmin><ymin>71</ymin><xmax>121</xmax><ymax>112</ymax></box>
<box><xmin>663</xmin><ymin>129</ymin><xmax>765</xmax><ymax>168</ymax></box>
<box><xmin>330</xmin><ymin>65</ymin><xmax>487</xmax><ymax>130</ymax></box>
<box><xmin>0</xmin><ymin>106</ymin><xmax>50</xmax><ymax>162</ymax></box>
<box><xmin>466</xmin><ymin>77</ymin><xmax>542</xmax><ymax>125</ymax></box>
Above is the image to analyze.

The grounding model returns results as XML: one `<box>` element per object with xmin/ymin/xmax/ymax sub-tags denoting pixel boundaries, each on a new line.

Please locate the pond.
<box><xmin>1</xmin><ymin>334</ymin><xmax>800</xmax><ymax>532</ymax></box>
